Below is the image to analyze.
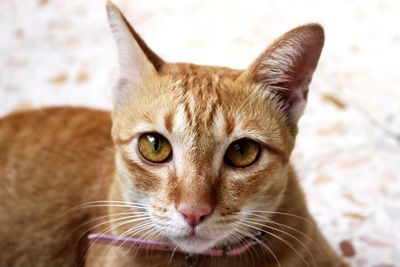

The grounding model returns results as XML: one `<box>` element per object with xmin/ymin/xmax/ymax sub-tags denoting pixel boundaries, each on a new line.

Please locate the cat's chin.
<box><xmin>172</xmin><ymin>235</ymin><xmax>216</xmax><ymax>253</ymax></box>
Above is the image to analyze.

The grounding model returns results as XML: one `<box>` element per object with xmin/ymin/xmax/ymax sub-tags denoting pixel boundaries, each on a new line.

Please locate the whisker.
<box><xmin>234</xmin><ymin>225</ymin><xmax>281</xmax><ymax>267</ymax></box>
<box><xmin>95</xmin><ymin>223</ymin><xmax>154</xmax><ymax>265</ymax></box>
<box><xmin>71</xmin><ymin>204</ymin><xmax>148</xmax><ymax>211</ymax></box>
<box><xmin>78</xmin><ymin>213</ymin><xmax>151</xmax><ymax>241</ymax></box>
<box><xmin>98</xmin><ymin>222</ymin><xmax>156</xmax><ymax>263</ymax></box>
<box><xmin>77</xmin><ymin>200</ymin><xmax>149</xmax><ymax>206</ymax></box>
<box><xmin>66</xmin><ymin>200</ymin><xmax>149</xmax><ymax>214</ymax></box>
<box><xmin>245</xmin><ymin>213</ymin><xmax>316</xmax><ymax>246</ymax></box>
<box><xmin>244</xmin><ymin>220</ymin><xmax>316</xmax><ymax>267</ymax></box>
<box><xmin>231</xmin><ymin>228</ymin><xmax>258</xmax><ymax>267</ymax></box>
<box><xmin>78</xmin><ymin>215</ymin><xmax>151</xmax><ymax>264</ymax></box>
<box><xmin>74</xmin><ymin>210</ymin><xmax>146</xmax><ymax>234</ymax></box>
<box><xmin>169</xmin><ymin>244</ymin><xmax>179</xmax><ymax>263</ymax></box>
<box><xmin>114</xmin><ymin>222</ymin><xmax>155</xmax><ymax>249</ymax></box>
<box><xmin>222</xmin><ymin>230</ymin><xmax>246</xmax><ymax>266</ymax></box>
<box><xmin>102</xmin><ymin>217</ymin><xmax>152</xmax><ymax>237</ymax></box>
<box><xmin>129</xmin><ymin>225</ymin><xmax>161</xmax><ymax>260</ymax></box>
<box><xmin>242</xmin><ymin>212</ymin><xmax>285</xmax><ymax>236</ymax></box>
<box><xmin>241</xmin><ymin>210</ymin><xmax>312</xmax><ymax>224</ymax></box>
<box><xmin>238</xmin><ymin>221</ymin><xmax>311</xmax><ymax>267</ymax></box>
<box><xmin>143</xmin><ymin>229</ymin><xmax>162</xmax><ymax>258</ymax></box>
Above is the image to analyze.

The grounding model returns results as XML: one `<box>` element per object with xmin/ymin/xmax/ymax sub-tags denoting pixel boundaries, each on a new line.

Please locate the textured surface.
<box><xmin>1</xmin><ymin>0</ymin><xmax>399</xmax><ymax>266</ymax></box>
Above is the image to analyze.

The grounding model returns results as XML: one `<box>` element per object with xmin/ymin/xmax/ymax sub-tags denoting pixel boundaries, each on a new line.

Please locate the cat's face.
<box><xmin>112</xmin><ymin>66</ymin><xmax>293</xmax><ymax>253</ymax></box>
<box><xmin>107</xmin><ymin>2</ymin><xmax>323</xmax><ymax>253</ymax></box>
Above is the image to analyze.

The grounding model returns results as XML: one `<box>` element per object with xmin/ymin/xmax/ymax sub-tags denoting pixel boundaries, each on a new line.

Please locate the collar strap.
<box><xmin>87</xmin><ymin>232</ymin><xmax>262</xmax><ymax>257</ymax></box>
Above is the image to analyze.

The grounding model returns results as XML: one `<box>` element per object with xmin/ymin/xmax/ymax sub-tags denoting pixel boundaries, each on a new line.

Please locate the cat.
<box><xmin>0</xmin><ymin>1</ymin><xmax>350</xmax><ymax>267</ymax></box>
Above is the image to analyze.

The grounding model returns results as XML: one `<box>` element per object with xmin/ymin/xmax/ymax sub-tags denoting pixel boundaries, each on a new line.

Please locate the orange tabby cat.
<box><xmin>0</xmin><ymin>2</ymin><xmax>349</xmax><ymax>267</ymax></box>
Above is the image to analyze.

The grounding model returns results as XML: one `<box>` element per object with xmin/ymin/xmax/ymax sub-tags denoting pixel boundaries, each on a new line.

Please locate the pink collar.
<box><xmin>88</xmin><ymin>232</ymin><xmax>262</xmax><ymax>257</ymax></box>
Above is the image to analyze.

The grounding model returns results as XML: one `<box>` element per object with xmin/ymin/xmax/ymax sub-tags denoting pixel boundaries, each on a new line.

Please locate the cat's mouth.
<box><xmin>164</xmin><ymin>222</ymin><xmax>247</xmax><ymax>253</ymax></box>
<box><xmin>175</xmin><ymin>233</ymin><xmax>212</xmax><ymax>242</ymax></box>
<box><xmin>170</xmin><ymin>229</ymin><xmax>264</xmax><ymax>254</ymax></box>
<box><xmin>171</xmin><ymin>234</ymin><xmax>217</xmax><ymax>253</ymax></box>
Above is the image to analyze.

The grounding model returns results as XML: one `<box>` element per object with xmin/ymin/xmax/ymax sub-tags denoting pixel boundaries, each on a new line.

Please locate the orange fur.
<box><xmin>0</xmin><ymin>2</ymin><xmax>350</xmax><ymax>266</ymax></box>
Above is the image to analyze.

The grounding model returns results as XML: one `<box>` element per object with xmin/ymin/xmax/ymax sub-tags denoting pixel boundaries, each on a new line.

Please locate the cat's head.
<box><xmin>107</xmin><ymin>2</ymin><xmax>324</xmax><ymax>253</ymax></box>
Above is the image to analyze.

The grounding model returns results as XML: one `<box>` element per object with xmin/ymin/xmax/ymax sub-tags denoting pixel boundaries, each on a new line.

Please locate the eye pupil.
<box><xmin>149</xmin><ymin>136</ymin><xmax>160</xmax><ymax>152</ymax></box>
<box><xmin>235</xmin><ymin>143</ymin><xmax>245</xmax><ymax>156</ymax></box>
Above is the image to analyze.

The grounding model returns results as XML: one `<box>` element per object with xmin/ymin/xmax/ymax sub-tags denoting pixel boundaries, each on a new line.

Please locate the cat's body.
<box><xmin>0</xmin><ymin>108</ymin><xmax>114</xmax><ymax>266</ymax></box>
<box><xmin>0</xmin><ymin>2</ymin><xmax>349</xmax><ymax>267</ymax></box>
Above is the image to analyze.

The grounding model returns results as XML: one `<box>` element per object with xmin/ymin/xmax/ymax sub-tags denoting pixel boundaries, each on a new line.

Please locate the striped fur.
<box><xmin>0</xmin><ymin>2</ymin><xmax>349</xmax><ymax>267</ymax></box>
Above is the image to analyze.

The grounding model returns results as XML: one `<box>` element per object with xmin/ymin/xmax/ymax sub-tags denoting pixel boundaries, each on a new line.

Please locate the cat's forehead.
<box><xmin>160</xmin><ymin>63</ymin><xmax>249</xmax><ymax>114</ymax></box>
<box><xmin>156</xmin><ymin>65</ymin><xmax>282</xmax><ymax>145</ymax></box>
<box><xmin>155</xmin><ymin>64</ymin><xmax>233</xmax><ymax>130</ymax></box>
<box><xmin>160</xmin><ymin>65</ymin><xmax>247</xmax><ymax>135</ymax></box>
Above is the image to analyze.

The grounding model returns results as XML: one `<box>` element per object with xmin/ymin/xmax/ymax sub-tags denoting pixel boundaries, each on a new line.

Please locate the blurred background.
<box><xmin>1</xmin><ymin>0</ymin><xmax>399</xmax><ymax>266</ymax></box>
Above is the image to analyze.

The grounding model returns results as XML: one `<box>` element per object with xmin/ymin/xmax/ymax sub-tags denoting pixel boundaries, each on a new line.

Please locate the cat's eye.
<box><xmin>224</xmin><ymin>139</ymin><xmax>260</xmax><ymax>168</ymax></box>
<box><xmin>138</xmin><ymin>133</ymin><xmax>172</xmax><ymax>163</ymax></box>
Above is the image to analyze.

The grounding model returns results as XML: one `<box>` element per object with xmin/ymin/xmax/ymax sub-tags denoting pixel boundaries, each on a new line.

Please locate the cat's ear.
<box><xmin>242</xmin><ymin>24</ymin><xmax>324</xmax><ymax>126</ymax></box>
<box><xmin>106</xmin><ymin>1</ymin><xmax>164</xmax><ymax>104</ymax></box>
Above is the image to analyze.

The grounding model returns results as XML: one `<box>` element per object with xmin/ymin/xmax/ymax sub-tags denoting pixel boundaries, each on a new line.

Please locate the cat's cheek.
<box><xmin>220</xmin><ymin>166</ymin><xmax>270</xmax><ymax>198</ymax></box>
<box><xmin>117</xmin><ymin>147</ymin><xmax>171</xmax><ymax>192</ymax></box>
<box><xmin>114</xmin><ymin>153</ymin><xmax>162</xmax><ymax>208</ymax></box>
<box><xmin>220</xmin><ymin>160</ymin><xmax>283</xmax><ymax>209</ymax></box>
<box><xmin>115</xmin><ymin>156</ymin><xmax>135</xmax><ymax>190</ymax></box>
<box><xmin>221</xmin><ymin>175</ymin><xmax>265</xmax><ymax>207</ymax></box>
<box><xmin>117</xmin><ymin>177</ymin><xmax>150</xmax><ymax>208</ymax></box>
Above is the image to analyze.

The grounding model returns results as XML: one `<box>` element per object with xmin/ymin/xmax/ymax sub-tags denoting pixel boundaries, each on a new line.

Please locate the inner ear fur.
<box><xmin>242</xmin><ymin>24</ymin><xmax>324</xmax><ymax>126</ymax></box>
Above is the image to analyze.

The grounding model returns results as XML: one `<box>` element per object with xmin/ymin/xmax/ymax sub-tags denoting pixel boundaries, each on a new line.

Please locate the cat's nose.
<box><xmin>177</xmin><ymin>204</ymin><xmax>211</xmax><ymax>227</ymax></box>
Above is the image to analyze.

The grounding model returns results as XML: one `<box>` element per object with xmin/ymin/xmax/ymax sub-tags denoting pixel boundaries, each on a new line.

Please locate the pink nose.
<box><xmin>177</xmin><ymin>204</ymin><xmax>212</xmax><ymax>227</ymax></box>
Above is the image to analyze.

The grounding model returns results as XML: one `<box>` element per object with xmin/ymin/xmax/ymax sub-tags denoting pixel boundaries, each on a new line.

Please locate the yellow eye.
<box><xmin>138</xmin><ymin>133</ymin><xmax>172</xmax><ymax>163</ymax></box>
<box><xmin>224</xmin><ymin>139</ymin><xmax>260</xmax><ymax>168</ymax></box>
